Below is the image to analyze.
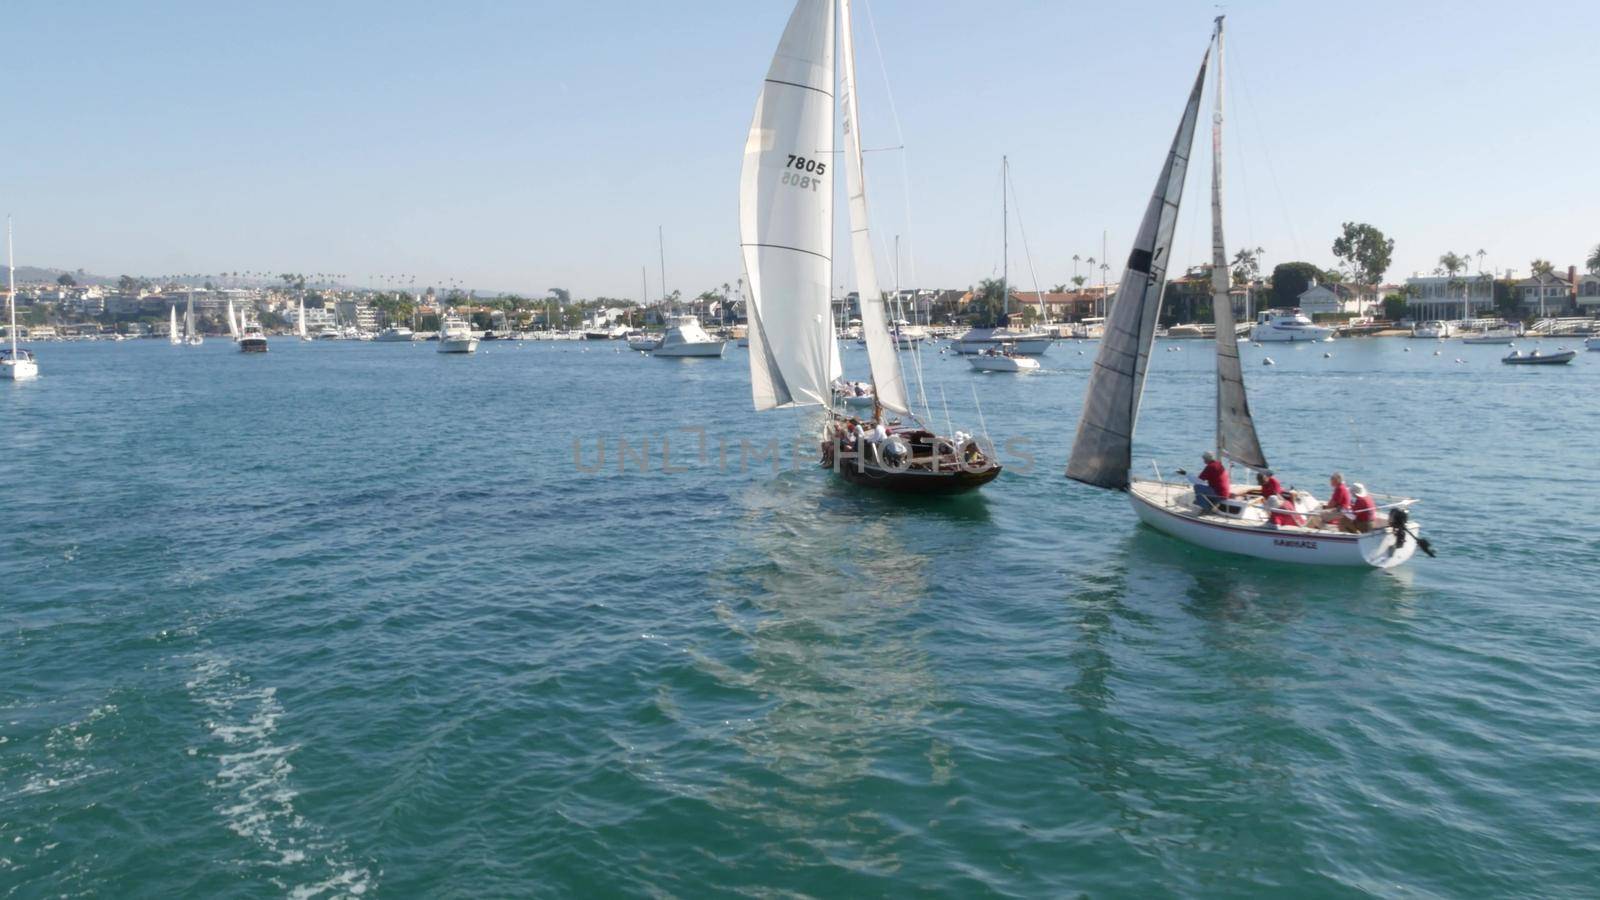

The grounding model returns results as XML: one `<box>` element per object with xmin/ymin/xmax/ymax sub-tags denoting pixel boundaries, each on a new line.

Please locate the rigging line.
<box><xmin>1229</xmin><ymin>41</ymin><xmax>1300</xmax><ymax>260</ymax></box>
<box><xmin>1004</xmin><ymin>163</ymin><xmax>1051</xmax><ymax>326</ymax></box>
<box><xmin>860</xmin><ymin>0</ymin><xmax>917</xmax><ymax>291</ymax></box>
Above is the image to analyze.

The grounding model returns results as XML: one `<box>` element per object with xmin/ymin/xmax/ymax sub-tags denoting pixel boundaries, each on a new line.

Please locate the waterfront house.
<box><xmin>1403</xmin><ymin>275</ymin><xmax>1494</xmax><ymax>320</ymax></box>
<box><xmin>1515</xmin><ymin>270</ymin><xmax>1576</xmax><ymax>316</ymax></box>
<box><xmin>1298</xmin><ymin>282</ymin><xmax>1379</xmax><ymax>317</ymax></box>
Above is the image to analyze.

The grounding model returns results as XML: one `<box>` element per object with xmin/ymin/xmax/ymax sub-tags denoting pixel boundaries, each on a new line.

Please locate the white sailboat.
<box><xmin>297</xmin><ymin>298</ymin><xmax>310</xmax><ymax>341</ymax></box>
<box><xmin>182</xmin><ymin>290</ymin><xmax>203</xmax><ymax>346</ymax></box>
<box><xmin>1</xmin><ymin>221</ymin><xmax>38</xmax><ymax>381</ymax></box>
<box><xmin>741</xmin><ymin>0</ymin><xmax>999</xmax><ymax>493</ymax></box>
<box><xmin>227</xmin><ymin>298</ymin><xmax>241</xmax><ymax>341</ymax></box>
<box><xmin>1066</xmin><ymin>18</ymin><xmax>1426</xmax><ymax>568</ymax></box>
<box><xmin>953</xmin><ymin>157</ymin><xmax>1052</xmax><ymax>356</ymax></box>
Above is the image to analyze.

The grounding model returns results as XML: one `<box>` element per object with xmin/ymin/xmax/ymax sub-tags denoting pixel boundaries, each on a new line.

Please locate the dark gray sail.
<box><xmin>1066</xmin><ymin>51</ymin><xmax>1210</xmax><ymax>489</ymax></box>
<box><xmin>1209</xmin><ymin>17</ymin><xmax>1268</xmax><ymax>470</ymax></box>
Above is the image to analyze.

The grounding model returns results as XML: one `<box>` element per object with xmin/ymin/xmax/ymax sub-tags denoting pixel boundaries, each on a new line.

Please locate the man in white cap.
<box><xmin>1341</xmin><ymin>482</ymin><xmax>1378</xmax><ymax>533</ymax></box>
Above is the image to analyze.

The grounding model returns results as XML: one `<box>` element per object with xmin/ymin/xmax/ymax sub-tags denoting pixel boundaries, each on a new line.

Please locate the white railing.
<box><xmin>1529</xmin><ymin>317</ymin><xmax>1595</xmax><ymax>335</ymax></box>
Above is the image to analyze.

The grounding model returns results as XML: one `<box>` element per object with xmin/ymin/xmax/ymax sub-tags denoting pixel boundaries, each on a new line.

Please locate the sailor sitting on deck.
<box><xmin>1339</xmin><ymin>483</ymin><xmax>1377</xmax><ymax>534</ymax></box>
<box><xmin>1249</xmin><ymin>469</ymin><xmax>1283</xmax><ymax>501</ymax></box>
<box><xmin>1264</xmin><ymin>493</ymin><xmax>1305</xmax><ymax>528</ymax></box>
<box><xmin>1309</xmin><ymin>472</ymin><xmax>1352</xmax><ymax>529</ymax></box>
<box><xmin>1192</xmin><ymin>451</ymin><xmax>1231</xmax><ymax>510</ymax></box>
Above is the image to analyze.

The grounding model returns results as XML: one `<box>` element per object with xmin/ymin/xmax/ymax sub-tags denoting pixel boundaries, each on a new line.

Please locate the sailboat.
<box><xmin>227</xmin><ymin>298</ymin><xmax>241</xmax><ymax>341</ymax></box>
<box><xmin>741</xmin><ymin>0</ymin><xmax>1000</xmax><ymax>493</ymax></box>
<box><xmin>952</xmin><ymin>157</ymin><xmax>1053</xmax><ymax>357</ymax></box>
<box><xmin>1</xmin><ymin>220</ymin><xmax>38</xmax><ymax>381</ymax></box>
<box><xmin>297</xmin><ymin>297</ymin><xmax>310</xmax><ymax>341</ymax></box>
<box><xmin>182</xmin><ymin>290</ymin><xmax>203</xmax><ymax>346</ymax></box>
<box><xmin>170</xmin><ymin>305</ymin><xmax>181</xmax><ymax>345</ymax></box>
<box><xmin>1066</xmin><ymin>18</ymin><xmax>1425</xmax><ymax>568</ymax></box>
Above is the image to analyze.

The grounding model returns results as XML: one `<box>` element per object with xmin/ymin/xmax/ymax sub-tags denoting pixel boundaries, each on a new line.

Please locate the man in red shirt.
<box><xmin>1316</xmin><ymin>472</ymin><xmax>1352</xmax><ymax>530</ymax></box>
<box><xmin>1342</xmin><ymin>483</ymin><xmax>1378</xmax><ymax>533</ymax></box>
<box><xmin>1258</xmin><ymin>469</ymin><xmax>1283</xmax><ymax>500</ymax></box>
<box><xmin>1265</xmin><ymin>494</ymin><xmax>1305</xmax><ymax>527</ymax></box>
<box><xmin>1195</xmin><ymin>451</ymin><xmax>1230</xmax><ymax>510</ymax></box>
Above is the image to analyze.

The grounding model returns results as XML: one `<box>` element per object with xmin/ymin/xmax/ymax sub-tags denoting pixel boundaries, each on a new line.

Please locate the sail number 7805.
<box><xmin>781</xmin><ymin>154</ymin><xmax>826</xmax><ymax>192</ymax></box>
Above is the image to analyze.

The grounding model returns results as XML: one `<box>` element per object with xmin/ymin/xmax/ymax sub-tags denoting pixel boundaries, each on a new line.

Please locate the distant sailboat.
<box><xmin>297</xmin><ymin>297</ymin><xmax>310</xmax><ymax>341</ymax></box>
<box><xmin>227</xmin><ymin>298</ymin><xmax>241</xmax><ymax>341</ymax></box>
<box><xmin>183</xmin><ymin>290</ymin><xmax>203</xmax><ymax>346</ymax></box>
<box><xmin>740</xmin><ymin>0</ymin><xmax>1000</xmax><ymax>493</ymax></box>
<box><xmin>1065</xmin><ymin>17</ymin><xmax>1426</xmax><ymax>568</ymax></box>
<box><xmin>1</xmin><ymin>220</ymin><xmax>38</xmax><ymax>381</ymax></box>
<box><xmin>170</xmin><ymin>305</ymin><xmax>181</xmax><ymax>346</ymax></box>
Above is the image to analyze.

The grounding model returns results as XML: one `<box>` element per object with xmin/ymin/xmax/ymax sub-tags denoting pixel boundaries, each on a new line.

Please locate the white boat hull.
<box><xmin>653</xmin><ymin>341</ymin><xmax>725</xmax><ymax>358</ymax></box>
<box><xmin>1128</xmin><ymin>479</ymin><xmax>1418</xmax><ymax>569</ymax></box>
<box><xmin>627</xmin><ymin>338</ymin><xmax>663</xmax><ymax>351</ymax></box>
<box><xmin>1</xmin><ymin>358</ymin><xmax>39</xmax><ymax>380</ymax></box>
<box><xmin>1586</xmin><ymin>337</ymin><xmax>1600</xmax><ymax>351</ymax></box>
<box><xmin>968</xmin><ymin>355</ymin><xmax>1040</xmax><ymax>372</ymax></box>
<box><xmin>1250</xmin><ymin>325</ymin><xmax>1334</xmax><ymax>342</ymax></box>
<box><xmin>437</xmin><ymin>337</ymin><xmax>479</xmax><ymax>354</ymax></box>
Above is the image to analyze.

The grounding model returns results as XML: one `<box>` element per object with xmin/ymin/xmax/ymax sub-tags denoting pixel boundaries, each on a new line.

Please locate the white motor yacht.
<box><xmin>376</xmin><ymin>326</ymin><xmax>415</xmax><ymax>342</ymax></box>
<box><xmin>1250</xmin><ymin>309</ymin><xmax>1333</xmax><ymax>342</ymax></box>
<box><xmin>238</xmin><ymin>322</ymin><xmax>269</xmax><ymax>353</ymax></box>
<box><xmin>952</xmin><ymin>326</ymin><xmax>1052</xmax><ymax>355</ymax></box>
<box><xmin>653</xmin><ymin>315</ymin><xmax>725</xmax><ymax>357</ymax></box>
<box><xmin>436</xmin><ymin>314</ymin><xmax>479</xmax><ymax>354</ymax></box>
<box><xmin>968</xmin><ymin>345</ymin><xmax>1040</xmax><ymax>372</ymax></box>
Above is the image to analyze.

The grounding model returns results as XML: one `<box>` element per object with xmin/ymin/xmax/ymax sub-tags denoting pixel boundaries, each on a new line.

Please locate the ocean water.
<box><xmin>3</xmin><ymin>335</ymin><xmax>1597</xmax><ymax>897</ymax></box>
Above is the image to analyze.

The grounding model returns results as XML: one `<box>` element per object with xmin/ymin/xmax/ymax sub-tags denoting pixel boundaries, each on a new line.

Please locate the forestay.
<box><xmin>838</xmin><ymin>0</ymin><xmax>908</xmax><ymax>415</ymax></box>
<box><xmin>1208</xmin><ymin>17</ymin><xmax>1268</xmax><ymax>470</ymax></box>
<box><xmin>740</xmin><ymin>0</ymin><xmax>841</xmax><ymax>410</ymax></box>
<box><xmin>1066</xmin><ymin>51</ymin><xmax>1210</xmax><ymax>490</ymax></box>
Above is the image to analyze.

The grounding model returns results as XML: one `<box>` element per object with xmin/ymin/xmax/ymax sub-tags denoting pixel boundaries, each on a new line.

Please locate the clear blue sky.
<box><xmin>6</xmin><ymin>0</ymin><xmax>1595</xmax><ymax>298</ymax></box>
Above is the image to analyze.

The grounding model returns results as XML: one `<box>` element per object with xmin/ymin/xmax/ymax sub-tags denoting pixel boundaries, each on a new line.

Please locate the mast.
<box><xmin>658</xmin><ymin>225</ymin><xmax>667</xmax><ymax>309</ymax></box>
<box><xmin>1208</xmin><ymin>15</ymin><xmax>1268</xmax><ymax>471</ymax></box>
<box><xmin>6</xmin><ymin>219</ymin><xmax>14</xmax><ymax>360</ymax></box>
<box><xmin>1002</xmin><ymin>156</ymin><xmax>1009</xmax><ymax>323</ymax></box>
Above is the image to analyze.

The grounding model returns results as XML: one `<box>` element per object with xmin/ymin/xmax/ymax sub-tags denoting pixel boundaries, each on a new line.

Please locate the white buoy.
<box><xmin>1323</xmin><ymin>352</ymin><xmax>1332</xmax><ymax>358</ymax></box>
<box><xmin>1262</xmin><ymin>357</ymin><xmax>1275</xmax><ymax>366</ymax></box>
<box><xmin>1454</xmin><ymin>358</ymin><xmax>1466</xmax><ymax>364</ymax></box>
<box><xmin>1433</xmin><ymin>350</ymin><xmax>1441</xmax><ymax>356</ymax></box>
<box><xmin>1403</xmin><ymin>346</ymin><xmax>1410</xmax><ymax>352</ymax></box>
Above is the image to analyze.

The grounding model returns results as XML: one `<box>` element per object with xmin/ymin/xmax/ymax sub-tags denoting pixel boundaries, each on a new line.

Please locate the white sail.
<box><xmin>740</xmin><ymin>0</ymin><xmax>840</xmax><ymax>410</ymax></box>
<box><xmin>170</xmin><ymin>305</ymin><xmax>180</xmax><ymax>345</ymax></box>
<box><xmin>1208</xmin><ymin>17</ymin><xmax>1267</xmax><ymax>470</ymax></box>
<box><xmin>1067</xmin><ymin>51</ymin><xmax>1210</xmax><ymax>490</ymax></box>
<box><xmin>184</xmin><ymin>291</ymin><xmax>196</xmax><ymax>341</ymax></box>
<box><xmin>297</xmin><ymin>298</ymin><xmax>308</xmax><ymax>339</ymax></box>
<box><xmin>227</xmin><ymin>299</ymin><xmax>241</xmax><ymax>339</ymax></box>
<box><xmin>838</xmin><ymin>0</ymin><xmax>908</xmax><ymax>415</ymax></box>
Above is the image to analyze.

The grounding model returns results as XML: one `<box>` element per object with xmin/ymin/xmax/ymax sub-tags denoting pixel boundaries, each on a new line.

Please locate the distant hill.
<box><xmin>13</xmin><ymin>265</ymin><xmax>118</xmax><ymax>286</ymax></box>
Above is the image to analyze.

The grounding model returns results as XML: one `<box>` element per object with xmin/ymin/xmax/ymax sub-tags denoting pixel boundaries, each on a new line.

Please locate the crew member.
<box><xmin>1342</xmin><ymin>483</ymin><xmax>1377</xmax><ymax>533</ymax></box>
<box><xmin>1314</xmin><ymin>472</ymin><xmax>1351</xmax><ymax>529</ymax></box>
<box><xmin>1195</xmin><ymin>451</ymin><xmax>1230</xmax><ymax>510</ymax></box>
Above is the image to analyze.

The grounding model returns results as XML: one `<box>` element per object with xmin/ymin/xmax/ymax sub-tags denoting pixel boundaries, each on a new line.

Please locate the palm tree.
<box><xmin>1587</xmin><ymin>244</ymin><xmax>1600</xmax><ymax>276</ymax></box>
<box><xmin>1072</xmin><ymin>253</ymin><xmax>1081</xmax><ymax>285</ymax></box>
<box><xmin>1529</xmin><ymin>258</ymin><xmax>1554</xmax><ymax>277</ymax></box>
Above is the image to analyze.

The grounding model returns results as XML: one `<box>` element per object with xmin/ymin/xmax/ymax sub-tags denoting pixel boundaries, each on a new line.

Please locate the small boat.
<box><xmin>1250</xmin><ymin>308</ymin><xmax>1334</xmax><ymax>342</ymax></box>
<box><xmin>1166</xmin><ymin>323</ymin><xmax>1207</xmax><ymax>339</ymax></box>
<box><xmin>376</xmin><ymin>326</ymin><xmax>416</xmax><ymax>342</ymax></box>
<box><xmin>436</xmin><ymin>313</ymin><xmax>479</xmax><ymax>354</ymax></box>
<box><xmin>653</xmin><ymin>315</ymin><xmax>724</xmax><ymax>357</ymax></box>
<box><xmin>1065</xmin><ymin>16</ymin><xmax>1424</xmax><ymax>570</ymax></box>
<box><xmin>832</xmin><ymin>379</ymin><xmax>876</xmax><ymax>409</ymax></box>
<box><xmin>1502</xmin><ymin>348</ymin><xmax>1575</xmax><ymax>365</ymax></box>
<box><xmin>1410</xmin><ymin>320</ymin><xmax>1452</xmax><ymax>339</ymax></box>
<box><xmin>968</xmin><ymin>344</ymin><xmax>1040</xmax><ymax>372</ymax></box>
<box><xmin>625</xmin><ymin>330</ymin><xmax>662</xmax><ymax>351</ymax></box>
<box><xmin>238</xmin><ymin>321</ymin><xmax>269</xmax><ymax>353</ymax></box>
<box><xmin>1585</xmin><ymin>336</ymin><xmax>1600</xmax><ymax>352</ymax></box>
<box><xmin>1461</xmin><ymin>329</ymin><xmax>1516</xmax><ymax>345</ymax></box>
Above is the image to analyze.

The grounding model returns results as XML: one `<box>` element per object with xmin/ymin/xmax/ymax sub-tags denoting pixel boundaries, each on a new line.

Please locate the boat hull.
<box><xmin>954</xmin><ymin>336</ymin><xmax>1052</xmax><ymax>355</ymax></box>
<box><xmin>968</xmin><ymin>356</ymin><xmax>1040</xmax><ymax>372</ymax></box>
<box><xmin>1502</xmin><ymin>351</ymin><xmax>1575</xmax><ymax>365</ymax></box>
<box><xmin>437</xmin><ymin>338</ymin><xmax>479</xmax><ymax>354</ymax></box>
<box><xmin>653</xmin><ymin>341</ymin><xmax>725</xmax><ymax>358</ymax></box>
<box><xmin>1251</xmin><ymin>326</ymin><xmax>1334</xmax><ymax>342</ymax></box>
<box><xmin>1</xmin><ymin>359</ymin><xmax>39</xmax><ymax>380</ymax></box>
<box><xmin>1127</xmin><ymin>479</ymin><xmax>1418</xmax><ymax>569</ymax></box>
<box><xmin>239</xmin><ymin>338</ymin><xmax>269</xmax><ymax>353</ymax></box>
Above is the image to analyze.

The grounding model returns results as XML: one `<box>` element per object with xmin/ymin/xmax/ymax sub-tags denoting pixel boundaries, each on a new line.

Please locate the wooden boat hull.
<box><xmin>1128</xmin><ymin>479</ymin><xmax>1418</xmax><ymax>569</ymax></box>
<box><xmin>819</xmin><ymin>440</ymin><xmax>1000</xmax><ymax>494</ymax></box>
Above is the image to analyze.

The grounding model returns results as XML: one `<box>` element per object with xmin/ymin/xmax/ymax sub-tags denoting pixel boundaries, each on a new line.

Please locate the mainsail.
<box><xmin>184</xmin><ymin>291</ymin><xmax>196</xmax><ymax>340</ymax></box>
<box><xmin>227</xmin><ymin>299</ymin><xmax>241</xmax><ymax>339</ymax></box>
<box><xmin>1208</xmin><ymin>17</ymin><xmax>1268</xmax><ymax>470</ymax></box>
<box><xmin>1066</xmin><ymin>50</ymin><xmax>1210</xmax><ymax>489</ymax></box>
<box><xmin>169</xmin><ymin>305</ymin><xmax>180</xmax><ymax>345</ymax></box>
<box><xmin>740</xmin><ymin>0</ymin><xmax>841</xmax><ymax>410</ymax></box>
<box><xmin>298</xmin><ymin>298</ymin><xmax>308</xmax><ymax>339</ymax></box>
<box><xmin>838</xmin><ymin>0</ymin><xmax>908</xmax><ymax>415</ymax></box>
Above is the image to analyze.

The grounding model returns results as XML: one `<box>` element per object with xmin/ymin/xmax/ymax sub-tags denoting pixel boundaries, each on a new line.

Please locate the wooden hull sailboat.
<box><xmin>740</xmin><ymin>0</ymin><xmax>999</xmax><ymax>494</ymax></box>
<box><xmin>1064</xmin><ymin>18</ymin><xmax>1426</xmax><ymax>569</ymax></box>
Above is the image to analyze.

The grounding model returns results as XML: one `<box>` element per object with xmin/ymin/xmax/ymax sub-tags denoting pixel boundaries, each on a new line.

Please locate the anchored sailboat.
<box><xmin>1</xmin><ymin>220</ymin><xmax>37</xmax><ymax>381</ymax></box>
<box><xmin>740</xmin><ymin>0</ymin><xmax>999</xmax><ymax>493</ymax></box>
<box><xmin>1066</xmin><ymin>18</ymin><xmax>1425</xmax><ymax>568</ymax></box>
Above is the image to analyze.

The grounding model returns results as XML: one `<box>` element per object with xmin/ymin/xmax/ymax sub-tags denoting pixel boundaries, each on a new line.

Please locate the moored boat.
<box><xmin>968</xmin><ymin>345</ymin><xmax>1040</xmax><ymax>372</ymax></box>
<box><xmin>1502</xmin><ymin>348</ymin><xmax>1575</xmax><ymax>365</ymax></box>
<box><xmin>436</xmin><ymin>313</ymin><xmax>479</xmax><ymax>353</ymax></box>
<box><xmin>376</xmin><ymin>326</ymin><xmax>416</xmax><ymax>342</ymax></box>
<box><xmin>1251</xmin><ymin>308</ymin><xmax>1333</xmax><ymax>342</ymax></box>
<box><xmin>653</xmin><ymin>315</ymin><xmax>724</xmax><ymax>357</ymax></box>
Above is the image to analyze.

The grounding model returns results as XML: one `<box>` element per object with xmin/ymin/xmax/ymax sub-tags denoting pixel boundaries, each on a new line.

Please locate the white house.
<box><xmin>1297</xmin><ymin>283</ymin><xmax>1378</xmax><ymax>317</ymax></box>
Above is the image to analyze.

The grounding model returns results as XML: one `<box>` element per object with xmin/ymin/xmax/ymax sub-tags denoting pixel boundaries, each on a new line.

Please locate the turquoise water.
<box><xmin>3</xmin><ymin>336</ymin><xmax>1597</xmax><ymax>897</ymax></box>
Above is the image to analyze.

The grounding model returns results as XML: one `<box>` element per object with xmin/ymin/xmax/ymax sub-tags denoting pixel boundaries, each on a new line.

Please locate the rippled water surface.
<box><xmin>3</xmin><ymin>336</ymin><xmax>1598</xmax><ymax>897</ymax></box>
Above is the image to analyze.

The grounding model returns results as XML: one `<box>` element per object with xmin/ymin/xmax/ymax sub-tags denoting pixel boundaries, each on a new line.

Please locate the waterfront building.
<box><xmin>1515</xmin><ymin>270</ymin><xmax>1577</xmax><ymax>316</ymax></box>
<box><xmin>1298</xmin><ymin>283</ymin><xmax>1379</xmax><ymax>317</ymax></box>
<box><xmin>1403</xmin><ymin>275</ymin><xmax>1495</xmax><ymax>320</ymax></box>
